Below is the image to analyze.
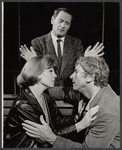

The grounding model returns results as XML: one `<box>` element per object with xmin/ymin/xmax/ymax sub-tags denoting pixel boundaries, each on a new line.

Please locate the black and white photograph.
<box><xmin>2</xmin><ymin>1</ymin><xmax>120</xmax><ymax>148</ymax></box>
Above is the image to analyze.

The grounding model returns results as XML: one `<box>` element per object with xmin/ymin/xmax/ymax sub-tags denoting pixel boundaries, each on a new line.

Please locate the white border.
<box><xmin>2</xmin><ymin>2</ymin><xmax>4</xmax><ymax>148</ymax></box>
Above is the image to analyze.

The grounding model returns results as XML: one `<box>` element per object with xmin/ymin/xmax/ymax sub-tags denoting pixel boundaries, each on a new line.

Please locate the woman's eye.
<box><xmin>49</xmin><ymin>69</ymin><xmax>53</xmax><ymax>72</ymax></box>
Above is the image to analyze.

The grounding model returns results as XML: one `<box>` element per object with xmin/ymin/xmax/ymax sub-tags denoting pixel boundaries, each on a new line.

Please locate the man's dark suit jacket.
<box><xmin>31</xmin><ymin>32</ymin><xmax>84</xmax><ymax>86</ymax></box>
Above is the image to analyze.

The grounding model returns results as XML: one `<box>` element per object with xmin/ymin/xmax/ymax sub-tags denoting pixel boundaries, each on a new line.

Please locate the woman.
<box><xmin>4</xmin><ymin>55</ymin><xmax>98</xmax><ymax>148</ymax></box>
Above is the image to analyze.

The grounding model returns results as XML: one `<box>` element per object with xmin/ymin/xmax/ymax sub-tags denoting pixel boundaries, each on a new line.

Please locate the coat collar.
<box><xmin>84</xmin><ymin>85</ymin><xmax>108</xmax><ymax>136</ymax></box>
<box><xmin>60</xmin><ymin>35</ymin><xmax>74</xmax><ymax>76</ymax></box>
<box><xmin>46</xmin><ymin>32</ymin><xmax>61</xmax><ymax>73</ymax></box>
<box><xmin>22</xmin><ymin>88</ymin><xmax>43</xmax><ymax>111</ymax></box>
<box><xmin>46</xmin><ymin>32</ymin><xmax>58</xmax><ymax>61</ymax></box>
<box><xmin>89</xmin><ymin>85</ymin><xmax>107</xmax><ymax>109</ymax></box>
<box><xmin>22</xmin><ymin>88</ymin><xmax>53</xmax><ymax>126</ymax></box>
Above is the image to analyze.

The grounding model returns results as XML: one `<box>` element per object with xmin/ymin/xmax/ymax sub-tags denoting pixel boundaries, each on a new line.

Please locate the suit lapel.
<box><xmin>84</xmin><ymin>86</ymin><xmax>107</xmax><ymax>136</ymax></box>
<box><xmin>46</xmin><ymin>33</ymin><xmax>60</xmax><ymax>73</ymax></box>
<box><xmin>46</xmin><ymin>33</ymin><xmax>57</xmax><ymax>60</ymax></box>
<box><xmin>89</xmin><ymin>86</ymin><xmax>107</xmax><ymax>109</ymax></box>
<box><xmin>60</xmin><ymin>35</ymin><xmax>73</xmax><ymax>76</ymax></box>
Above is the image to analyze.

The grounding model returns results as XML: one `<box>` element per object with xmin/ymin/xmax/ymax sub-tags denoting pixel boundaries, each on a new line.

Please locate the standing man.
<box><xmin>20</xmin><ymin>7</ymin><xmax>104</xmax><ymax>86</ymax></box>
<box><xmin>22</xmin><ymin>56</ymin><xmax>120</xmax><ymax>148</ymax></box>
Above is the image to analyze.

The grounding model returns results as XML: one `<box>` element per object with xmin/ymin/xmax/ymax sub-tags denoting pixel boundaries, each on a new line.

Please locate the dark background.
<box><xmin>4</xmin><ymin>2</ymin><xmax>120</xmax><ymax>95</ymax></box>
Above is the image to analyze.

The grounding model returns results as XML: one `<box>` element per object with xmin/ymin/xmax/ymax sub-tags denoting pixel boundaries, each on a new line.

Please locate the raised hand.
<box><xmin>76</xmin><ymin>105</ymin><xmax>99</xmax><ymax>133</ymax></box>
<box><xmin>84</xmin><ymin>42</ymin><xmax>105</xmax><ymax>57</ymax></box>
<box><xmin>75</xmin><ymin>100</ymin><xmax>85</xmax><ymax>121</ymax></box>
<box><xmin>22</xmin><ymin>115</ymin><xmax>57</xmax><ymax>145</ymax></box>
<box><xmin>19</xmin><ymin>44</ymin><xmax>37</xmax><ymax>61</ymax></box>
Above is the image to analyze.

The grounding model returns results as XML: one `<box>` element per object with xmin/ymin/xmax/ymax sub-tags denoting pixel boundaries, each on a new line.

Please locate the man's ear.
<box><xmin>51</xmin><ymin>16</ymin><xmax>55</xmax><ymax>25</ymax></box>
<box><xmin>86</xmin><ymin>75</ymin><xmax>93</xmax><ymax>83</ymax></box>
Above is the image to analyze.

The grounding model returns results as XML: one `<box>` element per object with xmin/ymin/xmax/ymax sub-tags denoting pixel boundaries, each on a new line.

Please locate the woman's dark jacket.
<box><xmin>4</xmin><ymin>87</ymin><xmax>82</xmax><ymax>148</ymax></box>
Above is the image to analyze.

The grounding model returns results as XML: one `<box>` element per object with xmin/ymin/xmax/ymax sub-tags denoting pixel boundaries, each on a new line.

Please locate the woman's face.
<box><xmin>38</xmin><ymin>67</ymin><xmax>57</xmax><ymax>88</ymax></box>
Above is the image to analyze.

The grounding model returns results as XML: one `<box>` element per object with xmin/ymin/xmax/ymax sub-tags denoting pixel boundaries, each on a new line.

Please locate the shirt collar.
<box><xmin>51</xmin><ymin>32</ymin><xmax>65</xmax><ymax>43</ymax></box>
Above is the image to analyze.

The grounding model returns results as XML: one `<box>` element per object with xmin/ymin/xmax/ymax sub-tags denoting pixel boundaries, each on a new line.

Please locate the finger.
<box><xmin>78</xmin><ymin>101</ymin><xmax>83</xmax><ymax>112</ymax></box>
<box><xmin>95</xmin><ymin>42</ymin><xmax>103</xmax><ymax>49</ymax></box>
<box><xmin>79</xmin><ymin>107</ymin><xmax>84</xmax><ymax>115</ymax></box>
<box><xmin>19</xmin><ymin>47</ymin><xmax>26</xmax><ymax>55</ymax></box>
<box><xmin>79</xmin><ymin>100</ymin><xmax>83</xmax><ymax>104</ymax></box>
<box><xmin>78</xmin><ymin>101</ymin><xmax>83</xmax><ymax>110</ymax></box>
<box><xmin>92</xmin><ymin>42</ymin><xmax>100</xmax><ymax>50</ymax></box>
<box><xmin>30</xmin><ymin>46</ymin><xmax>37</xmax><ymax>56</ymax></box>
<box><xmin>23</xmin><ymin>126</ymin><xmax>37</xmax><ymax>134</ymax></box>
<box><xmin>20</xmin><ymin>45</ymin><xmax>27</xmax><ymax>54</ymax></box>
<box><xmin>40</xmin><ymin>115</ymin><xmax>47</xmax><ymax>126</ymax></box>
<box><xmin>78</xmin><ymin>105</ymin><xmax>83</xmax><ymax>112</ymax></box>
<box><xmin>20</xmin><ymin>54</ymin><xmax>25</xmax><ymax>59</ymax></box>
<box><xmin>86</xmin><ymin>45</ymin><xmax>92</xmax><ymax>52</ymax></box>
<box><xmin>22</xmin><ymin>123</ymin><xmax>37</xmax><ymax>131</ymax></box>
<box><xmin>91</xmin><ymin>115</ymin><xmax>97</xmax><ymax>121</ymax></box>
<box><xmin>90</xmin><ymin>108</ymin><xmax>99</xmax><ymax>117</ymax></box>
<box><xmin>91</xmin><ymin>105</ymin><xmax>99</xmax><ymax>112</ymax></box>
<box><xmin>89</xmin><ymin>105</ymin><xmax>99</xmax><ymax>114</ymax></box>
<box><xmin>30</xmin><ymin>46</ymin><xmax>35</xmax><ymax>52</ymax></box>
<box><xmin>24</xmin><ymin>120</ymin><xmax>40</xmax><ymax>128</ymax></box>
<box><xmin>93</xmin><ymin>105</ymin><xmax>99</xmax><ymax>109</ymax></box>
<box><xmin>95</xmin><ymin>46</ymin><xmax>104</xmax><ymax>54</ymax></box>
<box><xmin>95</xmin><ymin>44</ymin><xmax>104</xmax><ymax>52</ymax></box>
<box><xmin>97</xmin><ymin>42</ymin><xmax>103</xmax><ymax>48</ymax></box>
<box><xmin>23</xmin><ymin>44</ymin><xmax>29</xmax><ymax>52</ymax></box>
<box><xmin>96</xmin><ymin>52</ymin><xmax>105</xmax><ymax>57</ymax></box>
<box><xmin>78</xmin><ymin>100</ymin><xmax>83</xmax><ymax>108</ymax></box>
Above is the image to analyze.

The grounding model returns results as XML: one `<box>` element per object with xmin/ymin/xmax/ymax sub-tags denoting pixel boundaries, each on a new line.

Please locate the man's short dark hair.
<box><xmin>53</xmin><ymin>7</ymin><xmax>73</xmax><ymax>19</ymax></box>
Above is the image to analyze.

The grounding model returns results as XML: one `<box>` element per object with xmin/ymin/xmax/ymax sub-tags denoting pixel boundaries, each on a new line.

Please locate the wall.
<box><xmin>4</xmin><ymin>2</ymin><xmax>120</xmax><ymax>95</ymax></box>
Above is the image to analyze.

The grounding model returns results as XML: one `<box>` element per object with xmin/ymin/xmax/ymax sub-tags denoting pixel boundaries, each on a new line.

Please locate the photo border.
<box><xmin>1</xmin><ymin>0</ymin><xmax>121</xmax><ymax>149</ymax></box>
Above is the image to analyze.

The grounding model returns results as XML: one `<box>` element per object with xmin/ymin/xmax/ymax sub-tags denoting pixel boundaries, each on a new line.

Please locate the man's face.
<box><xmin>70</xmin><ymin>65</ymin><xmax>87</xmax><ymax>91</ymax></box>
<box><xmin>51</xmin><ymin>11</ymin><xmax>72</xmax><ymax>38</ymax></box>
